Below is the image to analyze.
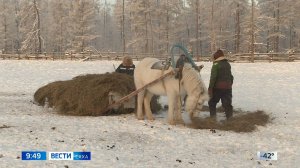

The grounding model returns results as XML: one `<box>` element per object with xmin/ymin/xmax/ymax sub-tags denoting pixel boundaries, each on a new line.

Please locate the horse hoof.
<box><xmin>176</xmin><ymin>119</ymin><xmax>185</xmax><ymax>125</ymax></box>
<box><xmin>137</xmin><ymin>116</ymin><xmax>144</xmax><ymax>120</ymax></box>
<box><xmin>148</xmin><ymin>117</ymin><xmax>155</xmax><ymax>121</ymax></box>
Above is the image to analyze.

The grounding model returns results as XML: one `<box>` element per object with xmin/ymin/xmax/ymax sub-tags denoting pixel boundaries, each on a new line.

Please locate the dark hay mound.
<box><xmin>189</xmin><ymin>110</ymin><xmax>271</xmax><ymax>133</ymax></box>
<box><xmin>34</xmin><ymin>73</ymin><xmax>161</xmax><ymax>116</ymax></box>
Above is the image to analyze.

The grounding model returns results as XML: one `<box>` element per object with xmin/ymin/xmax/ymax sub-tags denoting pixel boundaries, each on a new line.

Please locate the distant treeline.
<box><xmin>0</xmin><ymin>0</ymin><xmax>300</xmax><ymax>56</ymax></box>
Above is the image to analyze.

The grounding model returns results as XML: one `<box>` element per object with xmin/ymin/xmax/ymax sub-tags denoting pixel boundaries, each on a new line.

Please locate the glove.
<box><xmin>208</xmin><ymin>88</ymin><xmax>213</xmax><ymax>98</ymax></box>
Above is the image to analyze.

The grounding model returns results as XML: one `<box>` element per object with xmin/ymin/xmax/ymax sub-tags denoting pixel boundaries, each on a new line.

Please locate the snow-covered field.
<box><xmin>0</xmin><ymin>60</ymin><xmax>299</xmax><ymax>168</ymax></box>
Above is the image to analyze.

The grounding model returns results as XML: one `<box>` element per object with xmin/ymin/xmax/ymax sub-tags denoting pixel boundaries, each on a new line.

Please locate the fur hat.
<box><xmin>122</xmin><ymin>56</ymin><xmax>133</xmax><ymax>66</ymax></box>
<box><xmin>213</xmin><ymin>49</ymin><xmax>224</xmax><ymax>59</ymax></box>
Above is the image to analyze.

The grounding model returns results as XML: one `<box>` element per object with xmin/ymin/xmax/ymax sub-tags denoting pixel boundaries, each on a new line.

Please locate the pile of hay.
<box><xmin>34</xmin><ymin>73</ymin><xmax>161</xmax><ymax>116</ymax></box>
<box><xmin>190</xmin><ymin>109</ymin><xmax>271</xmax><ymax>133</ymax></box>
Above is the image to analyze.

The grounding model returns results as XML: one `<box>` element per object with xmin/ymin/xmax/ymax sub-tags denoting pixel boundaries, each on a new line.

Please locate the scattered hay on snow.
<box><xmin>0</xmin><ymin>124</ymin><xmax>11</xmax><ymax>129</ymax></box>
<box><xmin>34</xmin><ymin>73</ymin><xmax>161</xmax><ymax>116</ymax></box>
<box><xmin>200</xmin><ymin>105</ymin><xmax>243</xmax><ymax>113</ymax></box>
<box><xmin>189</xmin><ymin>110</ymin><xmax>271</xmax><ymax>133</ymax></box>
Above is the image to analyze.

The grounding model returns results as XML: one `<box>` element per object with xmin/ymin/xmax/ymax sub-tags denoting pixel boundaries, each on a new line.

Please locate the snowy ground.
<box><xmin>0</xmin><ymin>60</ymin><xmax>299</xmax><ymax>168</ymax></box>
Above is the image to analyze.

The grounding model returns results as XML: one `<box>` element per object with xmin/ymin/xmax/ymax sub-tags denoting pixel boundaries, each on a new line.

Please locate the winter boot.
<box><xmin>225</xmin><ymin>106</ymin><xmax>233</xmax><ymax>120</ymax></box>
<box><xmin>209</xmin><ymin>109</ymin><xmax>217</xmax><ymax>118</ymax></box>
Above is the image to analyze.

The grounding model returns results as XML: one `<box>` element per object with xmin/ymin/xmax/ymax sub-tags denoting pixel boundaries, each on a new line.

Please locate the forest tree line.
<box><xmin>0</xmin><ymin>0</ymin><xmax>300</xmax><ymax>57</ymax></box>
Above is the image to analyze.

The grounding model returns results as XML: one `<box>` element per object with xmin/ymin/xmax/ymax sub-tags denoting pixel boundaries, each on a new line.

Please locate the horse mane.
<box><xmin>181</xmin><ymin>65</ymin><xmax>206</xmax><ymax>94</ymax></box>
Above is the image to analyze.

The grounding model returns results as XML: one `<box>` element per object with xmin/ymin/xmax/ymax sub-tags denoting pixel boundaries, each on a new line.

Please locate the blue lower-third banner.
<box><xmin>22</xmin><ymin>151</ymin><xmax>91</xmax><ymax>160</ymax></box>
<box><xmin>48</xmin><ymin>152</ymin><xmax>91</xmax><ymax>160</ymax></box>
<box><xmin>73</xmin><ymin>152</ymin><xmax>91</xmax><ymax>160</ymax></box>
<box><xmin>22</xmin><ymin>151</ymin><xmax>47</xmax><ymax>160</ymax></box>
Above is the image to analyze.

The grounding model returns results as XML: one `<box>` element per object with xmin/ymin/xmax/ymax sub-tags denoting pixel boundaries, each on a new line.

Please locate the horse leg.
<box><xmin>136</xmin><ymin>90</ymin><xmax>145</xmax><ymax>120</ymax></box>
<box><xmin>175</xmin><ymin>96</ymin><xmax>184</xmax><ymax>124</ymax></box>
<box><xmin>144</xmin><ymin>91</ymin><xmax>154</xmax><ymax>121</ymax></box>
<box><xmin>167</xmin><ymin>94</ymin><xmax>176</xmax><ymax>125</ymax></box>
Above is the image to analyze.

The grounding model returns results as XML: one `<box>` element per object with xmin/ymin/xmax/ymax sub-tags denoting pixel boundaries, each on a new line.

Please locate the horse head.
<box><xmin>181</xmin><ymin>64</ymin><xmax>209</xmax><ymax>118</ymax></box>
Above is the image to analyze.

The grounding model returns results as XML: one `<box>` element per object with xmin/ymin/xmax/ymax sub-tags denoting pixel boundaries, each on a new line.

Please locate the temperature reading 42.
<box><xmin>257</xmin><ymin>151</ymin><xmax>277</xmax><ymax>160</ymax></box>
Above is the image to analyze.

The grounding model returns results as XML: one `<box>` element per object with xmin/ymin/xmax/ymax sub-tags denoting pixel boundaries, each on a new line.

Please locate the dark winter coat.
<box><xmin>209</xmin><ymin>57</ymin><xmax>233</xmax><ymax>89</ymax></box>
<box><xmin>115</xmin><ymin>64</ymin><xmax>135</xmax><ymax>76</ymax></box>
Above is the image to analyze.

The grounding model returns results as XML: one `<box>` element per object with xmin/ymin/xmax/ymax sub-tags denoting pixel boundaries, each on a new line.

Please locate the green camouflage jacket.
<box><xmin>209</xmin><ymin>57</ymin><xmax>234</xmax><ymax>89</ymax></box>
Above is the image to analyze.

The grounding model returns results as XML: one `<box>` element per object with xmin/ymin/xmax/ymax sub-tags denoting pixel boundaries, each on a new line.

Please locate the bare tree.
<box><xmin>69</xmin><ymin>0</ymin><xmax>98</xmax><ymax>52</ymax></box>
<box><xmin>1</xmin><ymin>0</ymin><xmax>9</xmax><ymax>53</ymax></box>
<box><xmin>210</xmin><ymin>0</ymin><xmax>216</xmax><ymax>53</ymax></box>
<box><xmin>235</xmin><ymin>1</ymin><xmax>241</xmax><ymax>53</ymax></box>
<box><xmin>195</xmin><ymin>0</ymin><xmax>200</xmax><ymax>60</ymax></box>
<box><xmin>49</xmin><ymin>0</ymin><xmax>69</xmax><ymax>53</ymax></box>
<box><xmin>14</xmin><ymin>0</ymin><xmax>21</xmax><ymax>53</ymax></box>
<box><xmin>250</xmin><ymin>0</ymin><xmax>255</xmax><ymax>62</ymax></box>
<box><xmin>20</xmin><ymin>0</ymin><xmax>42</xmax><ymax>54</ymax></box>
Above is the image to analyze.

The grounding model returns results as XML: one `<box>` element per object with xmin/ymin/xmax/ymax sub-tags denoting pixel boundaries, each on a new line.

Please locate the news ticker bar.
<box><xmin>22</xmin><ymin>151</ymin><xmax>277</xmax><ymax>161</ymax></box>
<box><xmin>21</xmin><ymin>151</ymin><xmax>91</xmax><ymax>160</ymax></box>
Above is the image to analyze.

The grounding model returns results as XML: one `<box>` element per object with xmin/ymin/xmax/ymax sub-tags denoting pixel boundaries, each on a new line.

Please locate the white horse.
<box><xmin>134</xmin><ymin>57</ymin><xmax>208</xmax><ymax>125</ymax></box>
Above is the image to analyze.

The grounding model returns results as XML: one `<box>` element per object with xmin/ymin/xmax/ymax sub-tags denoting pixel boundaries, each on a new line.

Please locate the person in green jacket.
<box><xmin>208</xmin><ymin>49</ymin><xmax>234</xmax><ymax>119</ymax></box>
